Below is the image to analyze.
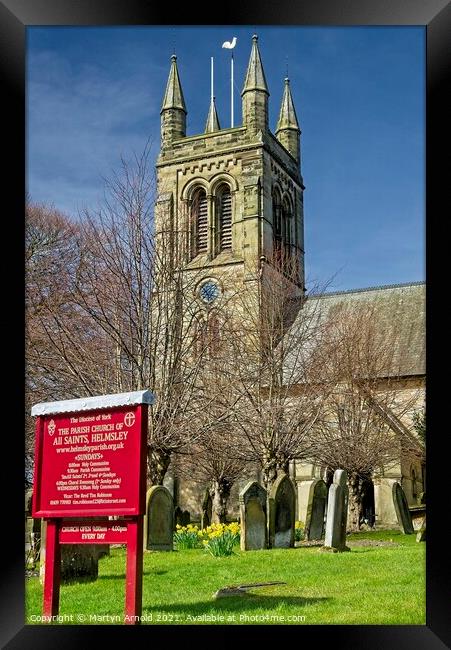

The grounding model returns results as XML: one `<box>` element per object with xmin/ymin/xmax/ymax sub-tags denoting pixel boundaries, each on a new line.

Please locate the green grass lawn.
<box><xmin>26</xmin><ymin>529</ymin><xmax>425</xmax><ymax>625</ymax></box>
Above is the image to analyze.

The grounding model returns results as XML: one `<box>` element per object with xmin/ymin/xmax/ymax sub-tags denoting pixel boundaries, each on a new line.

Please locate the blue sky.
<box><xmin>27</xmin><ymin>26</ymin><xmax>425</xmax><ymax>291</ymax></box>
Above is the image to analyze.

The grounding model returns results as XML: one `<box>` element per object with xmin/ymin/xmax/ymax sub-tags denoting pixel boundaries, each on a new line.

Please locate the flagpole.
<box><xmin>222</xmin><ymin>37</ymin><xmax>236</xmax><ymax>128</ymax></box>
<box><xmin>211</xmin><ymin>56</ymin><xmax>214</xmax><ymax>103</ymax></box>
<box><xmin>231</xmin><ymin>52</ymin><xmax>234</xmax><ymax>128</ymax></box>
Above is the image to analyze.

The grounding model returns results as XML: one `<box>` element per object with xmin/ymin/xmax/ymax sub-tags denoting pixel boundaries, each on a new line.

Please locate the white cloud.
<box><xmin>27</xmin><ymin>48</ymin><xmax>162</xmax><ymax>216</ymax></box>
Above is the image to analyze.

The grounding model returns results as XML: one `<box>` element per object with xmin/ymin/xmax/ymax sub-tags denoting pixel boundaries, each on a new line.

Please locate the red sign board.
<box><xmin>31</xmin><ymin>391</ymin><xmax>152</xmax><ymax>624</ymax></box>
<box><xmin>33</xmin><ymin>404</ymin><xmax>147</xmax><ymax>518</ymax></box>
<box><xmin>59</xmin><ymin>519</ymin><xmax>129</xmax><ymax>544</ymax></box>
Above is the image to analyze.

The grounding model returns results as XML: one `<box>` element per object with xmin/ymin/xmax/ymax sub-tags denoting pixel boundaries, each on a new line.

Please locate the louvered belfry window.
<box><xmin>219</xmin><ymin>188</ymin><xmax>232</xmax><ymax>251</ymax></box>
<box><xmin>192</xmin><ymin>189</ymin><xmax>208</xmax><ymax>255</ymax></box>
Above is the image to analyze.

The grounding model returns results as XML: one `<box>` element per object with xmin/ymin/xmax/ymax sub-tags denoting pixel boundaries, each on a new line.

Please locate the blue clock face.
<box><xmin>199</xmin><ymin>281</ymin><xmax>220</xmax><ymax>304</ymax></box>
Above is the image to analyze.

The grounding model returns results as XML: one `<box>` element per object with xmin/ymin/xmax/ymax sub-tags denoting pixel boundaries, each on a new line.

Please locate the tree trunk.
<box><xmin>262</xmin><ymin>455</ymin><xmax>289</xmax><ymax>494</ymax></box>
<box><xmin>210</xmin><ymin>479</ymin><xmax>232</xmax><ymax>524</ymax></box>
<box><xmin>147</xmin><ymin>447</ymin><xmax>171</xmax><ymax>486</ymax></box>
<box><xmin>262</xmin><ymin>460</ymin><xmax>276</xmax><ymax>494</ymax></box>
<box><xmin>347</xmin><ymin>473</ymin><xmax>365</xmax><ymax>532</ymax></box>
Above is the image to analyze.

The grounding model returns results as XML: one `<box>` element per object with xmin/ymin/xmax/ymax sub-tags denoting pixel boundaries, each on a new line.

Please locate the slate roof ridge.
<box><xmin>310</xmin><ymin>280</ymin><xmax>425</xmax><ymax>299</ymax></box>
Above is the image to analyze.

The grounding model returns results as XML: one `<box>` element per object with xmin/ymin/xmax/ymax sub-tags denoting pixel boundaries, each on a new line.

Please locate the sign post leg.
<box><xmin>124</xmin><ymin>517</ymin><xmax>143</xmax><ymax>624</ymax></box>
<box><xmin>43</xmin><ymin>519</ymin><xmax>60</xmax><ymax>620</ymax></box>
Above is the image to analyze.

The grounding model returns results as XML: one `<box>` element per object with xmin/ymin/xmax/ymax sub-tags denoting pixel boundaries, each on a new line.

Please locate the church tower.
<box><xmin>155</xmin><ymin>35</ymin><xmax>305</xmax><ymax>326</ymax></box>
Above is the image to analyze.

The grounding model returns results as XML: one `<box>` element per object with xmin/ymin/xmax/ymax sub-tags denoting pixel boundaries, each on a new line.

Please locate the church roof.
<box><xmin>242</xmin><ymin>35</ymin><xmax>269</xmax><ymax>96</ymax></box>
<box><xmin>161</xmin><ymin>54</ymin><xmax>187</xmax><ymax>113</ymax></box>
<box><xmin>276</xmin><ymin>78</ymin><xmax>300</xmax><ymax>133</ymax></box>
<box><xmin>288</xmin><ymin>281</ymin><xmax>425</xmax><ymax>378</ymax></box>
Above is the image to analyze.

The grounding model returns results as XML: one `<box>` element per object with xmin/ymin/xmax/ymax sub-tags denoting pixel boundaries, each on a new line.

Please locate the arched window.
<box><xmin>207</xmin><ymin>313</ymin><xmax>221</xmax><ymax>356</ymax></box>
<box><xmin>283</xmin><ymin>196</ymin><xmax>292</xmax><ymax>253</ymax></box>
<box><xmin>217</xmin><ymin>184</ymin><xmax>232</xmax><ymax>251</ymax></box>
<box><xmin>193</xmin><ymin>313</ymin><xmax>221</xmax><ymax>358</ymax></box>
<box><xmin>191</xmin><ymin>188</ymin><xmax>208</xmax><ymax>257</ymax></box>
<box><xmin>272</xmin><ymin>188</ymin><xmax>282</xmax><ymax>255</ymax></box>
<box><xmin>194</xmin><ymin>316</ymin><xmax>207</xmax><ymax>358</ymax></box>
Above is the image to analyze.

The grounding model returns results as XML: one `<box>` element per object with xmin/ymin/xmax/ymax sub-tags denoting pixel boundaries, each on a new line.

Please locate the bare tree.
<box><xmin>308</xmin><ymin>300</ymin><xmax>423</xmax><ymax>531</ymax></box>
<box><xmin>26</xmin><ymin>144</ymin><xmax>218</xmax><ymax>486</ymax></box>
<box><xmin>25</xmin><ymin>201</ymin><xmax>85</xmax><ymax>483</ymax></box>
<box><xmin>177</xmin><ymin>346</ymin><xmax>249</xmax><ymax>522</ymax></box>
<box><xmin>412</xmin><ymin>406</ymin><xmax>425</xmax><ymax>454</ymax></box>
<box><xmin>223</xmin><ymin>251</ymin><xmax>330</xmax><ymax>493</ymax></box>
<box><xmin>178</xmin><ymin>427</ymin><xmax>247</xmax><ymax>524</ymax></box>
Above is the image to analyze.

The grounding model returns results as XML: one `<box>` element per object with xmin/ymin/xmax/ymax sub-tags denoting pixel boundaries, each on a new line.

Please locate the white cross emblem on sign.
<box><xmin>124</xmin><ymin>412</ymin><xmax>136</xmax><ymax>428</ymax></box>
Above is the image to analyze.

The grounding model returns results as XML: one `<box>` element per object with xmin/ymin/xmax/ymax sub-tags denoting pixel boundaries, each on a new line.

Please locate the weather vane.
<box><xmin>222</xmin><ymin>36</ymin><xmax>237</xmax><ymax>128</ymax></box>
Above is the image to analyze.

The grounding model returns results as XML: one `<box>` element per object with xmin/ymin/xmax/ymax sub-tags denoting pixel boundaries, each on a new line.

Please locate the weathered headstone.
<box><xmin>416</xmin><ymin>515</ymin><xmax>426</xmax><ymax>542</ymax></box>
<box><xmin>304</xmin><ymin>479</ymin><xmax>327</xmax><ymax>540</ymax></box>
<box><xmin>144</xmin><ymin>485</ymin><xmax>174</xmax><ymax>551</ymax></box>
<box><xmin>323</xmin><ymin>469</ymin><xmax>350</xmax><ymax>552</ymax></box>
<box><xmin>175</xmin><ymin>507</ymin><xmax>191</xmax><ymax>527</ymax></box>
<box><xmin>25</xmin><ymin>489</ymin><xmax>33</xmax><ymax>516</ymax></box>
<box><xmin>175</xmin><ymin>506</ymin><xmax>183</xmax><ymax>525</ymax></box>
<box><xmin>60</xmin><ymin>545</ymin><xmax>99</xmax><ymax>582</ymax></box>
<box><xmin>409</xmin><ymin>504</ymin><xmax>426</xmax><ymax>530</ymax></box>
<box><xmin>39</xmin><ymin>521</ymin><xmax>100</xmax><ymax>582</ymax></box>
<box><xmin>163</xmin><ymin>473</ymin><xmax>175</xmax><ymax>499</ymax></box>
<box><xmin>392</xmin><ymin>482</ymin><xmax>414</xmax><ymax>534</ymax></box>
<box><xmin>239</xmin><ymin>481</ymin><xmax>267</xmax><ymax>550</ymax></box>
<box><xmin>268</xmin><ymin>474</ymin><xmax>296</xmax><ymax>548</ymax></box>
<box><xmin>26</xmin><ymin>517</ymin><xmax>42</xmax><ymax>555</ymax></box>
<box><xmin>96</xmin><ymin>544</ymin><xmax>110</xmax><ymax>559</ymax></box>
<box><xmin>201</xmin><ymin>489</ymin><xmax>212</xmax><ymax>529</ymax></box>
<box><xmin>25</xmin><ymin>489</ymin><xmax>33</xmax><ymax>553</ymax></box>
<box><xmin>25</xmin><ymin>490</ymin><xmax>41</xmax><ymax>564</ymax></box>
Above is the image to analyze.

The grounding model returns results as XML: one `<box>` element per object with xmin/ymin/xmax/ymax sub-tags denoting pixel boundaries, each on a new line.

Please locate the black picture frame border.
<box><xmin>2</xmin><ymin>0</ymin><xmax>448</xmax><ymax>647</ymax></box>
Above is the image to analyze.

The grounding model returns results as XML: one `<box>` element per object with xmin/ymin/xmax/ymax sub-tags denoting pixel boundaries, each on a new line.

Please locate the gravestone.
<box><xmin>392</xmin><ymin>482</ymin><xmax>414</xmax><ymax>534</ymax></box>
<box><xmin>25</xmin><ymin>489</ymin><xmax>33</xmax><ymax>552</ymax></box>
<box><xmin>40</xmin><ymin>525</ymin><xmax>103</xmax><ymax>583</ymax></box>
<box><xmin>409</xmin><ymin>504</ymin><xmax>426</xmax><ymax>530</ymax></box>
<box><xmin>175</xmin><ymin>506</ymin><xmax>183</xmax><ymax>526</ymax></box>
<box><xmin>416</xmin><ymin>515</ymin><xmax>426</xmax><ymax>542</ymax></box>
<box><xmin>201</xmin><ymin>489</ymin><xmax>212</xmax><ymax>529</ymax></box>
<box><xmin>144</xmin><ymin>485</ymin><xmax>174</xmax><ymax>551</ymax></box>
<box><xmin>304</xmin><ymin>479</ymin><xmax>327</xmax><ymax>540</ymax></box>
<box><xmin>25</xmin><ymin>490</ymin><xmax>41</xmax><ymax>564</ymax></box>
<box><xmin>239</xmin><ymin>481</ymin><xmax>267</xmax><ymax>550</ymax></box>
<box><xmin>268</xmin><ymin>474</ymin><xmax>296</xmax><ymax>548</ymax></box>
<box><xmin>163</xmin><ymin>473</ymin><xmax>175</xmax><ymax>497</ymax></box>
<box><xmin>25</xmin><ymin>489</ymin><xmax>33</xmax><ymax>516</ymax></box>
<box><xmin>25</xmin><ymin>489</ymin><xmax>32</xmax><ymax>551</ymax></box>
<box><xmin>61</xmin><ymin>545</ymin><xmax>99</xmax><ymax>582</ymax></box>
<box><xmin>175</xmin><ymin>507</ymin><xmax>191</xmax><ymax>527</ymax></box>
<box><xmin>39</xmin><ymin>520</ymin><xmax>100</xmax><ymax>583</ymax></box>
<box><xmin>96</xmin><ymin>544</ymin><xmax>110</xmax><ymax>559</ymax></box>
<box><xmin>324</xmin><ymin>469</ymin><xmax>350</xmax><ymax>552</ymax></box>
<box><xmin>26</xmin><ymin>517</ymin><xmax>42</xmax><ymax>557</ymax></box>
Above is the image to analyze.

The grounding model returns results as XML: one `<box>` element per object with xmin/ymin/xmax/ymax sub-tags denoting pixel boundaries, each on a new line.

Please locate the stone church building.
<box><xmin>155</xmin><ymin>35</ymin><xmax>425</xmax><ymax>528</ymax></box>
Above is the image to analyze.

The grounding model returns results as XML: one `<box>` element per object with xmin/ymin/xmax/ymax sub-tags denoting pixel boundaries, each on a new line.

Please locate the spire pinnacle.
<box><xmin>276</xmin><ymin>77</ymin><xmax>300</xmax><ymax>132</ymax></box>
<box><xmin>242</xmin><ymin>34</ymin><xmax>269</xmax><ymax>96</ymax></box>
<box><xmin>205</xmin><ymin>96</ymin><xmax>220</xmax><ymax>133</ymax></box>
<box><xmin>161</xmin><ymin>54</ymin><xmax>186</xmax><ymax>114</ymax></box>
